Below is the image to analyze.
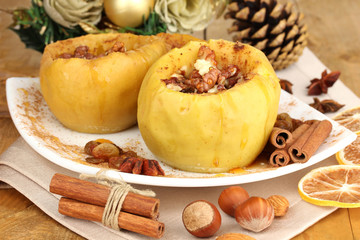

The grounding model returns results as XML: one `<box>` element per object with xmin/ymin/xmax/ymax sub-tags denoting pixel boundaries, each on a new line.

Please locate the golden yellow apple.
<box><xmin>137</xmin><ymin>40</ymin><xmax>281</xmax><ymax>173</ymax></box>
<box><xmin>40</xmin><ymin>33</ymin><xmax>200</xmax><ymax>134</ymax></box>
<box><xmin>40</xmin><ymin>33</ymin><xmax>169</xmax><ymax>133</ymax></box>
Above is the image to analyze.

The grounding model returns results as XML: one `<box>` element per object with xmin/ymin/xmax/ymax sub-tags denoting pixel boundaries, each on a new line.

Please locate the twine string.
<box><xmin>80</xmin><ymin>170</ymin><xmax>155</xmax><ymax>230</ymax></box>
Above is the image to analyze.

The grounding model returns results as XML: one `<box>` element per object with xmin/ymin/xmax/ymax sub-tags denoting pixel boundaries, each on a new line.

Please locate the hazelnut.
<box><xmin>182</xmin><ymin>200</ymin><xmax>221</xmax><ymax>238</ymax></box>
<box><xmin>267</xmin><ymin>195</ymin><xmax>289</xmax><ymax>217</ymax></box>
<box><xmin>218</xmin><ymin>186</ymin><xmax>250</xmax><ymax>217</ymax></box>
<box><xmin>234</xmin><ymin>197</ymin><xmax>274</xmax><ymax>232</ymax></box>
<box><xmin>216</xmin><ymin>233</ymin><xmax>256</xmax><ymax>240</ymax></box>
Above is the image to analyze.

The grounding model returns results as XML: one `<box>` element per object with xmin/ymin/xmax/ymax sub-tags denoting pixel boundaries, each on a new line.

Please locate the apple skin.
<box><xmin>137</xmin><ymin>40</ymin><xmax>280</xmax><ymax>173</ymax></box>
<box><xmin>40</xmin><ymin>33</ymin><xmax>169</xmax><ymax>133</ymax></box>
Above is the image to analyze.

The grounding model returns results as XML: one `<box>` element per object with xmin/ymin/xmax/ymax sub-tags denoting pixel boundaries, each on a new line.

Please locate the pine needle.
<box><xmin>122</xmin><ymin>12</ymin><xmax>167</xmax><ymax>35</ymax></box>
<box><xmin>8</xmin><ymin>1</ymin><xmax>167</xmax><ymax>52</ymax></box>
<box><xmin>9</xmin><ymin>0</ymin><xmax>85</xmax><ymax>52</ymax></box>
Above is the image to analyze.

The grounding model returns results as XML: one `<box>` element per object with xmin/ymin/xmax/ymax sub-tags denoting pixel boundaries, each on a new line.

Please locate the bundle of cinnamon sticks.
<box><xmin>267</xmin><ymin>113</ymin><xmax>333</xmax><ymax>167</ymax></box>
<box><xmin>49</xmin><ymin>173</ymin><xmax>164</xmax><ymax>238</ymax></box>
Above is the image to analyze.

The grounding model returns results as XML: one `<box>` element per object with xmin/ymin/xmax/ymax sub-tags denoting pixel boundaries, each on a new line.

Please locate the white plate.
<box><xmin>6</xmin><ymin>77</ymin><xmax>356</xmax><ymax>187</ymax></box>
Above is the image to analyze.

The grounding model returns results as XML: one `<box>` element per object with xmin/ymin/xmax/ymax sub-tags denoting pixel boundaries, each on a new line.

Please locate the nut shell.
<box><xmin>218</xmin><ymin>186</ymin><xmax>250</xmax><ymax>217</ymax></box>
<box><xmin>235</xmin><ymin>197</ymin><xmax>274</xmax><ymax>232</ymax></box>
<box><xmin>267</xmin><ymin>195</ymin><xmax>289</xmax><ymax>217</ymax></box>
<box><xmin>182</xmin><ymin>200</ymin><xmax>221</xmax><ymax>238</ymax></box>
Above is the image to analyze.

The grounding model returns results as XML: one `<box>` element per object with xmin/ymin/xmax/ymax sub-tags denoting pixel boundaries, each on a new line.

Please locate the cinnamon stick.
<box><xmin>269</xmin><ymin>127</ymin><xmax>292</xmax><ymax>149</ymax></box>
<box><xmin>59</xmin><ymin>197</ymin><xmax>164</xmax><ymax>239</ymax></box>
<box><xmin>288</xmin><ymin>120</ymin><xmax>332</xmax><ymax>163</ymax></box>
<box><xmin>269</xmin><ymin>124</ymin><xmax>311</xmax><ymax>167</ymax></box>
<box><xmin>50</xmin><ymin>173</ymin><xmax>159</xmax><ymax>219</ymax></box>
<box><xmin>269</xmin><ymin>149</ymin><xmax>291</xmax><ymax>167</ymax></box>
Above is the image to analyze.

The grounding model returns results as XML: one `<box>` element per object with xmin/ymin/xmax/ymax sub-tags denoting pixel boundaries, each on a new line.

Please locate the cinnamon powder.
<box><xmin>16</xmin><ymin>83</ymin><xmax>160</xmax><ymax>169</ymax></box>
<box><xmin>17</xmin><ymin>86</ymin><xmax>85</xmax><ymax>162</ymax></box>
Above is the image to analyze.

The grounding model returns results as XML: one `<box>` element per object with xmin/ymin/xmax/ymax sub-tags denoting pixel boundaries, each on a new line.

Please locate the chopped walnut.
<box><xmin>59</xmin><ymin>41</ymin><xmax>126</xmax><ymax>60</ymax></box>
<box><xmin>197</xmin><ymin>45</ymin><xmax>217</xmax><ymax>66</ymax></box>
<box><xmin>162</xmin><ymin>46</ymin><xmax>243</xmax><ymax>94</ymax></box>
<box><xmin>84</xmin><ymin>140</ymin><xmax>165</xmax><ymax>176</ymax></box>
<box><xmin>108</xmin><ymin>41</ymin><xmax>126</xmax><ymax>54</ymax></box>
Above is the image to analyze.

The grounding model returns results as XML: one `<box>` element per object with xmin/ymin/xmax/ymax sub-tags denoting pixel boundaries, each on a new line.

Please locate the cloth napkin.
<box><xmin>1</xmin><ymin>48</ymin><xmax>360</xmax><ymax>240</ymax></box>
<box><xmin>0</xmin><ymin>137</ymin><xmax>340</xmax><ymax>240</ymax></box>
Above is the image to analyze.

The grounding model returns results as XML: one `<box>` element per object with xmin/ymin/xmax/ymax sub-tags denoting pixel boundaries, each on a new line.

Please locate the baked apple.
<box><xmin>137</xmin><ymin>40</ymin><xmax>281</xmax><ymax>173</ymax></box>
<box><xmin>157</xmin><ymin>32</ymin><xmax>202</xmax><ymax>49</ymax></box>
<box><xmin>40</xmin><ymin>33</ymin><xmax>200</xmax><ymax>133</ymax></box>
<box><xmin>40</xmin><ymin>33</ymin><xmax>169</xmax><ymax>133</ymax></box>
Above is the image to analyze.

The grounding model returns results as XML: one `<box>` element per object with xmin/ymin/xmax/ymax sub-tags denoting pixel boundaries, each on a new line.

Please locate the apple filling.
<box><xmin>162</xmin><ymin>45</ymin><xmax>244</xmax><ymax>94</ymax></box>
<box><xmin>58</xmin><ymin>41</ymin><xmax>126</xmax><ymax>60</ymax></box>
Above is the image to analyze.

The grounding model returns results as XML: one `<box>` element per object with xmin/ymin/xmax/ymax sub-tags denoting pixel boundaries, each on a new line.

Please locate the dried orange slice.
<box><xmin>336</xmin><ymin>131</ymin><xmax>360</xmax><ymax>165</ymax></box>
<box><xmin>333</xmin><ymin>106</ymin><xmax>360</xmax><ymax>132</ymax></box>
<box><xmin>298</xmin><ymin>165</ymin><xmax>360</xmax><ymax>208</ymax></box>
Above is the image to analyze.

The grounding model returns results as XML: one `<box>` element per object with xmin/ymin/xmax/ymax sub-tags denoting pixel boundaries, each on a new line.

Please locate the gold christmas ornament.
<box><xmin>43</xmin><ymin>0</ymin><xmax>103</xmax><ymax>28</ymax></box>
<box><xmin>104</xmin><ymin>0</ymin><xmax>155</xmax><ymax>28</ymax></box>
<box><xmin>225</xmin><ymin>0</ymin><xmax>308</xmax><ymax>70</ymax></box>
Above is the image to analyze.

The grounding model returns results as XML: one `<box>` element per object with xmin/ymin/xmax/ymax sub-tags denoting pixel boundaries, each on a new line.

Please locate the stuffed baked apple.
<box><xmin>137</xmin><ymin>40</ymin><xmax>281</xmax><ymax>173</ymax></box>
<box><xmin>40</xmin><ymin>33</ymin><xmax>168</xmax><ymax>133</ymax></box>
<box><xmin>40</xmin><ymin>33</ymin><xmax>200</xmax><ymax>133</ymax></box>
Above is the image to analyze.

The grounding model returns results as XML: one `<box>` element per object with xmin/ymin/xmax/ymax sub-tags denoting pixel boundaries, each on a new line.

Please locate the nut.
<box><xmin>84</xmin><ymin>141</ymin><xmax>100</xmax><ymax>155</ymax></box>
<box><xmin>108</xmin><ymin>155</ymin><xmax>128</xmax><ymax>169</ymax></box>
<box><xmin>182</xmin><ymin>200</ymin><xmax>221</xmax><ymax>238</ymax></box>
<box><xmin>267</xmin><ymin>195</ymin><xmax>289</xmax><ymax>217</ymax></box>
<box><xmin>216</xmin><ymin>233</ymin><xmax>256</xmax><ymax>240</ymax></box>
<box><xmin>85</xmin><ymin>157</ymin><xmax>106</xmax><ymax>164</ymax></box>
<box><xmin>234</xmin><ymin>197</ymin><xmax>274</xmax><ymax>232</ymax></box>
<box><xmin>91</xmin><ymin>142</ymin><xmax>120</xmax><ymax>160</ymax></box>
<box><xmin>218</xmin><ymin>186</ymin><xmax>249</xmax><ymax>217</ymax></box>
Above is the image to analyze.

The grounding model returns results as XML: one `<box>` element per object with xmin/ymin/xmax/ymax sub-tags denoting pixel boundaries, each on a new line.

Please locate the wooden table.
<box><xmin>1</xmin><ymin>0</ymin><xmax>360</xmax><ymax>239</ymax></box>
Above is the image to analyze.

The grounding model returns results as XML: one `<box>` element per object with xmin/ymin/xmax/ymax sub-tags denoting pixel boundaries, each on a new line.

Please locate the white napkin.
<box><xmin>0</xmin><ymin>137</ymin><xmax>339</xmax><ymax>240</ymax></box>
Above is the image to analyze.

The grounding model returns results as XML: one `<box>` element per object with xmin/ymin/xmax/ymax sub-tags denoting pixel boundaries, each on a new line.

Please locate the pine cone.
<box><xmin>225</xmin><ymin>0</ymin><xmax>308</xmax><ymax>70</ymax></box>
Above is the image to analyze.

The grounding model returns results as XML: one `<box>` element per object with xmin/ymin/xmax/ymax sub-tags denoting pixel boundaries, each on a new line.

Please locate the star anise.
<box><xmin>279</xmin><ymin>79</ymin><xmax>293</xmax><ymax>94</ymax></box>
<box><xmin>307</xmin><ymin>70</ymin><xmax>341</xmax><ymax>95</ymax></box>
<box><xmin>309</xmin><ymin>98</ymin><xmax>345</xmax><ymax>114</ymax></box>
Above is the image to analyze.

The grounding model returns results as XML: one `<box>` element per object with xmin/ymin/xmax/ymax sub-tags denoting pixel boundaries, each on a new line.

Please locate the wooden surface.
<box><xmin>1</xmin><ymin>0</ymin><xmax>360</xmax><ymax>239</ymax></box>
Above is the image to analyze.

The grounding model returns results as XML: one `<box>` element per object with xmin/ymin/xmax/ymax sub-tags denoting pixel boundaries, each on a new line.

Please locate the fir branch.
<box><xmin>123</xmin><ymin>12</ymin><xmax>167</xmax><ymax>35</ymax></box>
<box><xmin>8</xmin><ymin>1</ymin><xmax>166</xmax><ymax>52</ymax></box>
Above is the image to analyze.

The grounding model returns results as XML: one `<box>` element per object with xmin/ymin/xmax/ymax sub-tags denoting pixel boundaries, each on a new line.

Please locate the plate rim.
<box><xmin>6</xmin><ymin>77</ymin><xmax>357</xmax><ymax>187</ymax></box>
